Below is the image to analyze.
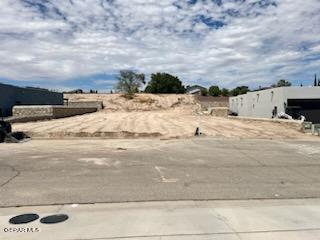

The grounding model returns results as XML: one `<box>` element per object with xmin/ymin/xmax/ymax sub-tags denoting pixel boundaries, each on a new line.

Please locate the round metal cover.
<box><xmin>9</xmin><ymin>213</ymin><xmax>39</xmax><ymax>225</ymax></box>
<box><xmin>40</xmin><ymin>214</ymin><xmax>69</xmax><ymax>224</ymax></box>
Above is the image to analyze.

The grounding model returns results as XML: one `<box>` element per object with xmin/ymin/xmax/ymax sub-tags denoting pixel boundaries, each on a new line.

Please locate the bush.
<box><xmin>201</xmin><ymin>88</ymin><xmax>208</xmax><ymax>96</ymax></box>
<box><xmin>221</xmin><ymin>88</ymin><xmax>229</xmax><ymax>96</ymax></box>
<box><xmin>230</xmin><ymin>86</ymin><xmax>249</xmax><ymax>96</ymax></box>
<box><xmin>273</xmin><ymin>79</ymin><xmax>292</xmax><ymax>87</ymax></box>
<box><xmin>209</xmin><ymin>86</ymin><xmax>221</xmax><ymax>96</ymax></box>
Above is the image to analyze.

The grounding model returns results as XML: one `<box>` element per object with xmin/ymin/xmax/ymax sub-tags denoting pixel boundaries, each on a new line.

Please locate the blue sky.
<box><xmin>0</xmin><ymin>0</ymin><xmax>320</xmax><ymax>92</ymax></box>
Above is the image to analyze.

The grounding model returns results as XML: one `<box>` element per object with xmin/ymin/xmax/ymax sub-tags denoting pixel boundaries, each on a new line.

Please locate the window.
<box><xmin>257</xmin><ymin>94</ymin><xmax>259</xmax><ymax>102</ymax></box>
<box><xmin>271</xmin><ymin>91</ymin><xmax>274</xmax><ymax>102</ymax></box>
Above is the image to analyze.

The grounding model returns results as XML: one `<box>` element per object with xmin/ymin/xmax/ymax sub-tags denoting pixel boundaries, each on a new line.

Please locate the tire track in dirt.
<box><xmin>40</xmin><ymin>114</ymin><xmax>95</xmax><ymax>132</ymax></box>
<box><xmin>100</xmin><ymin>112</ymin><xmax>126</xmax><ymax>132</ymax></box>
<box><xmin>80</xmin><ymin>116</ymin><xmax>108</xmax><ymax>133</ymax></box>
<box><xmin>156</xmin><ymin>114</ymin><xmax>195</xmax><ymax>137</ymax></box>
<box><xmin>151</xmin><ymin>112</ymin><xmax>169</xmax><ymax>135</ymax></box>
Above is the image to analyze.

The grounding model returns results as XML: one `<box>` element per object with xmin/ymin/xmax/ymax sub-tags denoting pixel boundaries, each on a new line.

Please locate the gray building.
<box><xmin>0</xmin><ymin>83</ymin><xmax>63</xmax><ymax>117</ymax></box>
<box><xmin>229</xmin><ymin>87</ymin><xmax>320</xmax><ymax>123</ymax></box>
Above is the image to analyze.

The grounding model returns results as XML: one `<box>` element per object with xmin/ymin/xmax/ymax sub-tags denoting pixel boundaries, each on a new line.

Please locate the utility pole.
<box><xmin>315</xmin><ymin>74</ymin><xmax>317</xmax><ymax>86</ymax></box>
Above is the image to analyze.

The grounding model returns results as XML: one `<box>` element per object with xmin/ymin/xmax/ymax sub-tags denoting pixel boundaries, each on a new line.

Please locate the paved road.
<box><xmin>1</xmin><ymin>199</ymin><xmax>320</xmax><ymax>240</ymax></box>
<box><xmin>0</xmin><ymin>137</ymin><xmax>320</xmax><ymax>207</ymax></box>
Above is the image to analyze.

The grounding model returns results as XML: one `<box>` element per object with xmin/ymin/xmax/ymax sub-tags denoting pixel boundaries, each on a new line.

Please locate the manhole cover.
<box><xmin>9</xmin><ymin>214</ymin><xmax>39</xmax><ymax>225</ymax></box>
<box><xmin>40</xmin><ymin>214</ymin><xmax>69</xmax><ymax>224</ymax></box>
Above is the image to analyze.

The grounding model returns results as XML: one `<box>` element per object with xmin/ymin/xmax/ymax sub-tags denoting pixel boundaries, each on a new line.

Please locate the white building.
<box><xmin>186</xmin><ymin>85</ymin><xmax>206</xmax><ymax>95</ymax></box>
<box><xmin>229</xmin><ymin>87</ymin><xmax>320</xmax><ymax>123</ymax></box>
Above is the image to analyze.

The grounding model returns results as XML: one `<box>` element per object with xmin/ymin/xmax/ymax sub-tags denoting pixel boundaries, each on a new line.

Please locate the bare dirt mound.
<box><xmin>12</xmin><ymin>93</ymin><xmax>315</xmax><ymax>140</ymax></box>
<box><xmin>64</xmin><ymin>93</ymin><xmax>199</xmax><ymax>112</ymax></box>
<box><xmin>13</xmin><ymin>109</ymin><xmax>312</xmax><ymax>140</ymax></box>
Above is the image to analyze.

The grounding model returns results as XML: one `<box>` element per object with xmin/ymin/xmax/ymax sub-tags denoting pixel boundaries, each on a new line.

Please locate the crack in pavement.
<box><xmin>0</xmin><ymin>164</ymin><xmax>21</xmax><ymax>188</ymax></box>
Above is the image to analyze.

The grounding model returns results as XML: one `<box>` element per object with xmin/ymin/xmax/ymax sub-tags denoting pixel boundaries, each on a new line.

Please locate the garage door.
<box><xmin>286</xmin><ymin>99</ymin><xmax>320</xmax><ymax>123</ymax></box>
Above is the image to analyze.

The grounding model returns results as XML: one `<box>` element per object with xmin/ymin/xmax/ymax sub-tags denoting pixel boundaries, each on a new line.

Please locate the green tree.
<box><xmin>230</xmin><ymin>86</ymin><xmax>250</xmax><ymax>96</ymax></box>
<box><xmin>116</xmin><ymin>70</ymin><xmax>145</xmax><ymax>98</ymax></box>
<box><xmin>201</xmin><ymin>88</ymin><xmax>208</xmax><ymax>96</ymax></box>
<box><xmin>144</xmin><ymin>73</ymin><xmax>186</xmax><ymax>93</ymax></box>
<box><xmin>208</xmin><ymin>85</ymin><xmax>221</xmax><ymax>96</ymax></box>
<box><xmin>221</xmin><ymin>88</ymin><xmax>229</xmax><ymax>97</ymax></box>
<box><xmin>275</xmin><ymin>79</ymin><xmax>292</xmax><ymax>87</ymax></box>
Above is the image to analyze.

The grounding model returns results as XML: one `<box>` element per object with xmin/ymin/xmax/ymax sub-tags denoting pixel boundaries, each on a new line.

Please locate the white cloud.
<box><xmin>0</xmin><ymin>0</ymin><xmax>320</xmax><ymax>88</ymax></box>
<box><xmin>94</xmin><ymin>79</ymin><xmax>117</xmax><ymax>85</ymax></box>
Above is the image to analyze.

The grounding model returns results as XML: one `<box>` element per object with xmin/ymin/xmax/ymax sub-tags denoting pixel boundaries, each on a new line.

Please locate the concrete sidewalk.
<box><xmin>1</xmin><ymin>199</ymin><xmax>320</xmax><ymax>240</ymax></box>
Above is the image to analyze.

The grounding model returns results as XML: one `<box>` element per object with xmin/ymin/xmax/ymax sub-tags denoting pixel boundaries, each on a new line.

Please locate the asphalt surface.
<box><xmin>1</xmin><ymin>137</ymin><xmax>320</xmax><ymax>207</ymax></box>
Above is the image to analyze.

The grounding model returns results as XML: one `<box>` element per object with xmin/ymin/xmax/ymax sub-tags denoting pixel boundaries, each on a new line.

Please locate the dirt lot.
<box><xmin>64</xmin><ymin>93</ymin><xmax>198</xmax><ymax>111</ymax></box>
<box><xmin>12</xmin><ymin>94</ymin><xmax>313</xmax><ymax>139</ymax></box>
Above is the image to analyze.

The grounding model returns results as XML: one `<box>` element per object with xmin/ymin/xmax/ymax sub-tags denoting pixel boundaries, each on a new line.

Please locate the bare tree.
<box><xmin>116</xmin><ymin>70</ymin><xmax>145</xmax><ymax>98</ymax></box>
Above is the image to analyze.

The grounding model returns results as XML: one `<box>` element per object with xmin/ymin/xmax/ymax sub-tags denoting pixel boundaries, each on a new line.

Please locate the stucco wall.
<box><xmin>12</xmin><ymin>105</ymin><xmax>97</xmax><ymax>120</ymax></box>
<box><xmin>229</xmin><ymin>93</ymin><xmax>253</xmax><ymax>116</ymax></box>
<box><xmin>283</xmin><ymin>87</ymin><xmax>320</xmax><ymax>99</ymax></box>
<box><xmin>0</xmin><ymin>83</ymin><xmax>63</xmax><ymax>117</ymax></box>
<box><xmin>229</xmin><ymin>87</ymin><xmax>320</xmax><ymax>118</ymax></box>
<box><xmin>12</xmin><ymin>106</ymin><xmax>53</xmax><ymax>117</ymax></box>
<box><xmin>67</xmin><ymin>101</ymin><xmax>104</xmax><ymax>110</ymax></box>
<box><xmin>249</xmin><ymin>88</ymin><xmax>285</xmax><ymax>118</ymax></box>
<box><xmin>52</xmin><ymin>106</ymin><xmax>97</xmax><ymax>118</ymax></box>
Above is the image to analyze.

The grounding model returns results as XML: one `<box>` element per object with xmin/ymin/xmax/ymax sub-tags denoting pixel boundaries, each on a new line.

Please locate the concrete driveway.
<box><xmin>1</xmin><ymin>137</ymin><xmax>320</xmax><ymax>207</ymax></box>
